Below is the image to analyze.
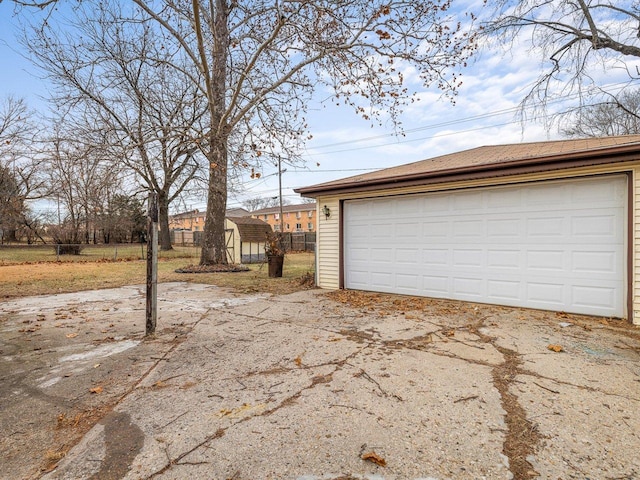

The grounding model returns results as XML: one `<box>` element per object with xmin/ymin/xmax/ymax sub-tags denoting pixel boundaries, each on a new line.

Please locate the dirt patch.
<box><xmin>491</xmin><ymin>344</ymin><xmax>540</xmax><ymax>479</ymax></box>
<box><xmin>175</xmin><ymin>264</ymin><xmax>250</xmax><ymax>273</ymax></box>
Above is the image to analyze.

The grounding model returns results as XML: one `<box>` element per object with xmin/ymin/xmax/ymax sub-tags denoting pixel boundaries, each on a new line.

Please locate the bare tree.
<box><xmin>12</xmin><ymin>0</ymin><xmax>481</xmax><ymax>263</ymax></box>
<box><xmin>242</xmin><ymin>196</ymin><xmax>285</xmax><ymax>212</ymax></box>
<box><xmin>24</xmin><ymin>1</ymin><xmax>208</xmax><ymax>250</ymax></box>
<box><xmin>487</xmin><ymin>0</ymin><xmax>640</xmax><ymax>122</ymax></box>
<box><xmin>124</xmin><ymin>0</ymin><xmax>482</xmax><ymax>265</ymax></box>
<box><xmin>0</xmin><ymin>96</ymin><xmax>46</xmax><ymax>243</ymax></box>
<box><xmin>562</xmin><ymin>88</ymin><xmax>640</xmax><ymax>137</ymax></box>
<box><xmin>46</xmin><ymin>125</ymin><xmax>125</xmax><ymax>245</ymax></box>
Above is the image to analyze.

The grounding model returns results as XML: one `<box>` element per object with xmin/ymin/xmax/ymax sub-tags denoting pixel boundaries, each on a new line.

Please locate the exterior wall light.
<box><xmin>322</xmin><ymin>205</ymin><xmax>331</xmax><ymax>219</ymax></box>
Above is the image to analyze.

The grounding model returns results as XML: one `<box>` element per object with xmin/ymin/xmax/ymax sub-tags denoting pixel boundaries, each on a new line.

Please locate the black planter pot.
<box><xmin>267</xmin><ymin>255</ymin><xmax>284</xmax><ymax>278</ymax></box>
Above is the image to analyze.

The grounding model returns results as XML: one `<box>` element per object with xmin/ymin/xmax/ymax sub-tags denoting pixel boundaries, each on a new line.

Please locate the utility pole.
<box><xmin>278</xmin><ymin>156</ymin><xmax>284</xmax><ymax>233</ymax></box>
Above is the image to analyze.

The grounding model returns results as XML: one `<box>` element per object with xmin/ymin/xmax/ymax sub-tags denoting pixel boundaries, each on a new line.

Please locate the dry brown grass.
<box><xmin>0</xmin><ymin>252</ymin><xmax>315</xmax><ymax>299</ymax></box>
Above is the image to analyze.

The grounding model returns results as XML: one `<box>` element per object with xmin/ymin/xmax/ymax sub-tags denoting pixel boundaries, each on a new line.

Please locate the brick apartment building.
<box><xmin>250</xmin><ymin>202</ymin><xmax>317</xmax><ymax>233</ymax></box>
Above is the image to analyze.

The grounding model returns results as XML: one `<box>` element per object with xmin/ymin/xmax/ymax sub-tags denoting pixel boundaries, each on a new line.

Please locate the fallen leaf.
<box><xmin>93</xmin><ymin>363</ymin><xmax>101</xmax><ymax>368</ymax></box>
<box><xmin>89</xmin><ymin>386</ymin><xmax>103</xmax><ymax>394</ymax></box>
<box><xmin>547</xmin><ymin>344</ymin><xmax>564</xmax><ymax>352</ymax></box>
<box><xmin>362</xmin><ymin>451</ymin><xmax>386</xmax><ymax>467</ymax></box>
<box><xmin>65</xmin><ymin>333</ymin><xmax>79</xmax><ymax>339</ymax></box>
<box><xmin>443</xmin><ymin>329</ymin><xmax>455</xmax><ymax>337</ymax></box>
<box><xmin>294</xmin><ymin>356</ymin><xmax>303</xmax><ymax>367</ymax></box>
<box><xmin>153</xmin><ymin>381</ymin><xmax>167</xmax><ymax>388</ymax></box>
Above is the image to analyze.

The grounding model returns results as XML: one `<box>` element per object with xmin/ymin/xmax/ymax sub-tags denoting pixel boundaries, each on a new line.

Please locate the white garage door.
<box><xmin>344</xmin><ymin>175</ymin><xmax>627</xmax><ymax>317</ymax></box>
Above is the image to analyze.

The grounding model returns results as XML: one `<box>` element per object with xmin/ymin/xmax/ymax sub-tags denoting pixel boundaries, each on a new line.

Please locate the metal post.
<box><xmin>146</xmin><ymin>192</ymin><xmax>159</xmax><ymax>335</ymax></box>
<box><xmin>278</xmin><ymin>156</ymin><xmax>284</xmax><ymax>234</ymax></box>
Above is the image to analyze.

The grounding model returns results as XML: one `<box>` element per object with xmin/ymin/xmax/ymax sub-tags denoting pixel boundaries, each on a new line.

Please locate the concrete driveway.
<box><xmin>1</xmin><ymin>283</ymin><xmax>639</xmax><ymax>479</ymax></box>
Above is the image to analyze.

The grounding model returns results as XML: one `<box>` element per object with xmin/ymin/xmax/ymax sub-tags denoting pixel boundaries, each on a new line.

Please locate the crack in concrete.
<box><xmin>335</xmin><ymin>318</ymin><xmax>541</xmax><ymax>480</ymax></box>
<box><xmin>143</xmin><ymin>342</ymin><xmax>368</xmax><ymax>479</ymax></box>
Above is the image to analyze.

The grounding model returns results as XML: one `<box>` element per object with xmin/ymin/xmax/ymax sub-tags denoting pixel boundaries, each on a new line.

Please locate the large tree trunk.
<box><xmin>157</xmin><ymin>192</ymin><xmax>173</xmax><ymax>251</ymax></box>
<box><xmin>200</xmin><ymin>136</ymin><xmax>228</xmax><ymax>265</ymax></box>
<box><xmin>198</xmin><ymin>0</ymin><xmax>229</xmax><ymax>265</ymax></box>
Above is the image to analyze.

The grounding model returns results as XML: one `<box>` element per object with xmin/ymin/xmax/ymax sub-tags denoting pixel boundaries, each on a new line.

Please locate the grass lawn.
<box><xmin>0</xmin><ymin>248</ymin><xmax>316</xmax><ymax>299</ymax></box>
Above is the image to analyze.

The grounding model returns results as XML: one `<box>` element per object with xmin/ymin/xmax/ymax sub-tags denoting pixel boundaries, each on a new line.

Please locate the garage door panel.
<box><xmin>370</xmin><ymin>272</ymin><xmax>393</xmax><ymax>288</ymax></box>
<box><xmin>396</xmin><ymin>248</ymin><xmax>420</xmax><ymax>263</ymax></box>
<box><xmin>344</xmin><ymin>175</ymin><xmax>626</xmax><ymax>317</ymax></box>
<box><xmin>422</xmin><ymin>248</ymin><xmax>449</xmax><ymax>265</ymax></box>
<box><xmin>453</xmin><ymin>249</ymin><xmax>483</xmax><ymax>267</ymax></box>
<box><xmin>527</xmin><ymin>217</ymin><xmax>565</xmax><ymax>237</ymax></box>
<box><xmin>572</xmin><ymin>250</ymin><xmax>618</xmax><ymax>273</ymax></box>
<box><xmin>487</xmin><ymin>218</ymin><xmax>521</xmax><ymax>238</ymax></box>
<box><xmin>423</xmin><ymin>275</ymin><xmax>449</xmax><ymax>294</ymax></box>
<box><xmin>423</xmin><ymin>221</ymin><xmax>449</xmax><ymax>238</ymax></box>
<box><xmin>526</xmin><ymin>250</ymin><xmax>565</xmax><ymax>271</ymax></box>
<box><xmin>487</xmin><ymin>188</ymin><xmax>522</xmax><ymax>208</ymax></box>
<box><xmin>454</xmin><ymin>191</ymin><xmax>484</xmax><ymax>210</ymax></box>
<box><xmin>487</xmin><ymin>279</ymin><xmax>522</xmax><ymax>300</ymax></box>
<box><xmin>453</xmin><ymin>221</ymin><xmax>484</xmax><ymax>238</ymax></box>
<box><xmin>487</xmin><ymin>249</ymin><xmax>521</xmax><ymax>269</ymax></box>
<box><xmin>525</xmin><ymin>184</ymin><xmax>567</xmax><ymax>205</ymax></box>
<box><xmin>452</xmin><ymin>277</ymin><xmax>483</xmax><ymax>296</ymax></box>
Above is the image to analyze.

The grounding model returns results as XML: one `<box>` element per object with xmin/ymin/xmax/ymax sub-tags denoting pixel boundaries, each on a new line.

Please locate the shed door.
<box><xmin>343</xmin><ymin>175</ymin><xmax>627</xmax><ymax>317</ymax></box>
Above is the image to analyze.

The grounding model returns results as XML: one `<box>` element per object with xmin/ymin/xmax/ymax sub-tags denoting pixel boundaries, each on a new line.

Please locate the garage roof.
<box><xmin>295</xmin><ymin>135</ymin><xmax>640</xmax><ymax>197</ymax></box>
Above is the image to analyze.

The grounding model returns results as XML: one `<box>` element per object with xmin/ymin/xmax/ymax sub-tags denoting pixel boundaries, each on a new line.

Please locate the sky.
<box><xmin>1</xmin><ymin>1</ymin><xmax>639</xmax><ymax>215</ymax></box>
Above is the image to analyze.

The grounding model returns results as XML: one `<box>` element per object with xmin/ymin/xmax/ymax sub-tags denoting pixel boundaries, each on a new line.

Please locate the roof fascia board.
<box><xmin>296</xmin><ymin>148</ymin><xmax>640</xmax><ymax>197</ymax></box>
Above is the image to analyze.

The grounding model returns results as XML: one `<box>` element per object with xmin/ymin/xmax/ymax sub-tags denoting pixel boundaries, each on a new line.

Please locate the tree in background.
<box><xmin>25</xmin><ymin>1</ymin><xmax>208</xmax><ymax>250</ymax></box>
<box><xmin>46</xmin><ymin>126</ymin><xmax>124</xmax><ymax>245</ymax></box>
<box><xmin>242</xmin><ymin>197</ymin><xmax>287</xmax><ymax>212</ymax></box>
<box><xmin>10</xmin><ymin>0</ymin><xmax>482</xmax><ymax>261</ymax></box>
<box><xmin>562</xmin><ymin>89</ymin><xmax>640</xmax><ymax>137</ymax></box>
<box><xmin>99</xmin><ymin>194</ymin><xmax>146</xmax><ymax>244</ymax></box>
<box><xmin>128</xmin><ymin>0</ymin><xmax>482</xmax><ymax>265</ymax></box>
<box><xmin>0</xmin><ymin>96</ymin><xmax>45</xmax><ymax>243</ymax></box>
<box><xmin>487</xmin><ymin>0</ymin><xmax>640</xmax><ymax>125</ymax></box>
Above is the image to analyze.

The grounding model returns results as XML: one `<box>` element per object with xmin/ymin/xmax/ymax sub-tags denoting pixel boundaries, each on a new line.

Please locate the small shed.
<box><xmin>225</xmin><ymin>217</ymin><xmax>273</xmax><ymax>264</ymax></box>
<box><xmin>296</xmin><ymin>135</ymin><xmax>640</xmax><ymax>323</ymax></box>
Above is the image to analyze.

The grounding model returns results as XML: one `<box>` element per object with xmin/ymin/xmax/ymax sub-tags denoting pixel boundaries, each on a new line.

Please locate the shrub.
<box><xmin>48</xmin><ymin>224</ymin><xmax>84</xmax><ymax>255</ymax></box>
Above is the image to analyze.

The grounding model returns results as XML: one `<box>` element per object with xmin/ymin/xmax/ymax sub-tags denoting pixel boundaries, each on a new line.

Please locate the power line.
<box><xmin>304</xmin><ymin>81</ymin><xmax>632</xmax><ymax>155</ymax></box>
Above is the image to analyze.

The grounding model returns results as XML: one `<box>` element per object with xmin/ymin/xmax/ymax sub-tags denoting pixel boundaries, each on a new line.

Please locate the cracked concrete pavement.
<box><xmin>2</xmin><ymin>283</ymin><xmax>640</xmax><ymax>479</ymax></box>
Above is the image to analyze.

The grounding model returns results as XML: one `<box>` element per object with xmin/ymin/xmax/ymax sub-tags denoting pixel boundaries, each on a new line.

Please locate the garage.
<box><xmin>295</xmin><ymin>135</ymin><xmax>640</xmax><ymax>323</ymax></box>
<box><xmin>344</xmin><ymin>175</ymin><xmax>626</xmax><ymax>317</ymax></box>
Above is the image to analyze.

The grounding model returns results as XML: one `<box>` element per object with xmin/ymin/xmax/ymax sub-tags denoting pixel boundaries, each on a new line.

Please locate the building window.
<box><xmin>274</xmin><ymin>224</ymin><xmax>281</xmax><ymax>231</ymax></box>
<box><xmin>285</xmin><ymin>212</ymin><xmax>290</xmax><ymax>218</ymax></box>
<box><xmin>275</xmin><ymin>213</ymin><xmax>280</xmax><ymax>220</ymax></box>
<box><xmin>263</xmin><ymin>214</ymin><xmax>268</xmax><ymax>220</ymax></box>
<box><xmin>296</xmin><ymin>223</ymin><xmax>302</xmax><ymax>231</ymax></box>
<box><xmin>307</xmin><ymin>223</ymin><xmax>313</xmax><ymax>230</ymax></box>
<box><xmin>286</xmin><ymin>223</ymin><xmax>290</xmax><ymax>230</ymax></box>
<box><xmin>296</xmin><ymin>212</ymin><xmax>301</xmax><ymax>219</ymax></box>
<box><xmin>308</xmin><ymin>210</ymin><xmax>313</xmax><ymax>217</ymax></box>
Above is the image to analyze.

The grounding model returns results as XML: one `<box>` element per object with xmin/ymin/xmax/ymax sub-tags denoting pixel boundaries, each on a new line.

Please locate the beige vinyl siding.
<box><xmin>316</xmin><ymin>198</ymin><xmax>340</xmax><ymax>289</ymax></box>
<box><xmin>314</xmin><ymin>161</ymin><xmax>640</xmax><ymax>323</ymax></box>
